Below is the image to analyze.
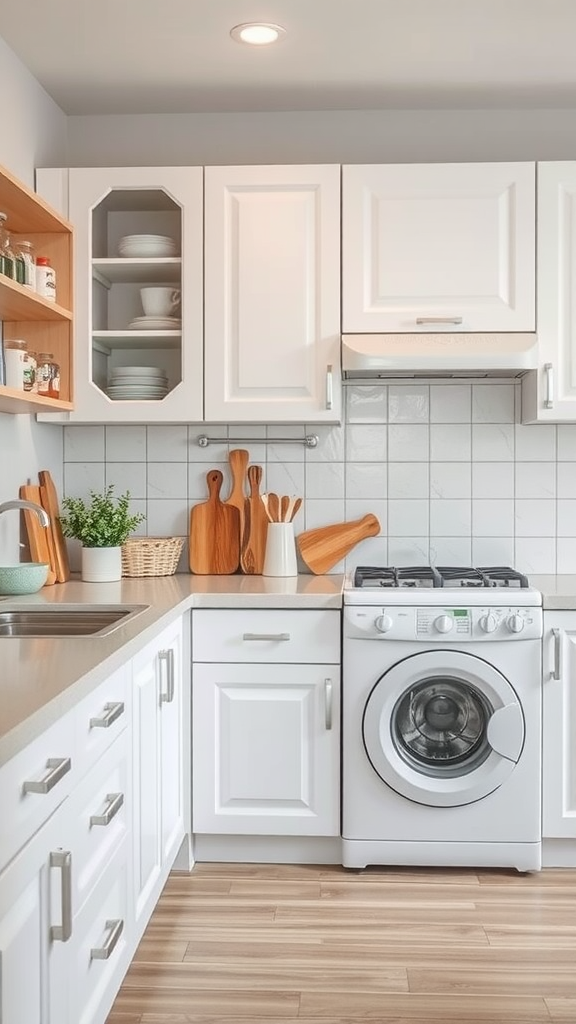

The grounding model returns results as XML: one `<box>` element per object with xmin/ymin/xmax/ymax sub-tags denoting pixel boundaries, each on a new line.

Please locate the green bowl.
<box><xmin>0</xmin><ymin>563</ymin><xmax>50</xmax><ymax>595</ymax></box>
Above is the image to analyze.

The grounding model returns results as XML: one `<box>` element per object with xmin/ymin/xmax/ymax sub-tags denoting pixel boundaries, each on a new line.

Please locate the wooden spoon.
<box><xmin>280</xmin><ymin>495</ymin><xmax>290</xmax><ymax>523</ymax></box>
<box><xmin>267</xmin><ymin>492</ymin><xmax>280</xmax><ymax>523</ymax></box>
<box><xmin>289</xmin><ymin>497</ymin><xmax>303</xmax><ymax>522</ymax></box>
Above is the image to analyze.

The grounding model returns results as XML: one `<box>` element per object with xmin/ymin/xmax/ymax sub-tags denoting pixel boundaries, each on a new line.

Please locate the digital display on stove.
<box><xmin>453</xmin><ymin>609</ymin><xmax>468</xmax><ymax>616</ymax></box>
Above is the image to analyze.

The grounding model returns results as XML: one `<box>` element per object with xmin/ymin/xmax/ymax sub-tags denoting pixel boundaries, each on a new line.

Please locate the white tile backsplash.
<box><xmin>61</xmin><ymin>383</ymin><xmax>576</xmax><ymax>574</ymax></box>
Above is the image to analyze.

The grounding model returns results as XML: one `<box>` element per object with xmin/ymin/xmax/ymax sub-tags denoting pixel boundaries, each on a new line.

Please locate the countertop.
<box><xmin>0</xmin><ymin>572</ymin><xmax>344</xmax><ymax>767</ymax></box>
<box><xmin>528</xmin><ymin>575</ymin><xmax>576</xmax><ymax>610</ymax></box>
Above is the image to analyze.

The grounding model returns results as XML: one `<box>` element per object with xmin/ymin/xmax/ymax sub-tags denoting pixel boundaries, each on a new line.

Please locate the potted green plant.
<box><xmin>59</xmin><ymin>486</ymin><xmax>145</xmax><ymax>582</ymax></box>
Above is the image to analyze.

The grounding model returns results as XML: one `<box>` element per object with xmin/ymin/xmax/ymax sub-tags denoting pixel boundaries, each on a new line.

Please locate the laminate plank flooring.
<box><xmin>106</xmin><ymin>864</ymin><xmax>576</xmax><ymax>1024</ymax></box>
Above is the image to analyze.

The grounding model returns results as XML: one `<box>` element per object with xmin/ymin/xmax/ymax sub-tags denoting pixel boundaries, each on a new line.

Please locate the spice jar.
<box><xmin>35</xmin><ymin>256</ymin><xmax>56</xmax><ymax>301</ymax></box>
<box><xmin>4</xmin><ymin>338</ymin><xmax>27</xmax><ymax>390</ymax></box>
<box><xmin>15</xmin><ymin>240</ymin><xmax>36</xmax><ymax>290</ymax></box>
<box><xmin>23</xmin><ymin>350</ymin><xmax>38</xmax><ymax>392</ymax></box>
<box><xmin>36</xmin><ymin>352</ymin><xmax>60</xmax><ymax>398</ymax></box>
<box><xmin>0</xmin><ymin>213</ymin><xmax>17</xmax><ymax>281</ymax></box>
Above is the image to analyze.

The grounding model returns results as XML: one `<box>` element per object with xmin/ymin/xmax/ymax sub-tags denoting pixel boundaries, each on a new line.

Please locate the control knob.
<box><xmin>479</xmin><ymin>613</ymin><xmax>498</xmax><ymax>634</ymax></box>
<box><xmin>374</xmin><ymin>614</ymin><xmax>393</xmax><ymax>634</ymax></box>
<box><xmin>507</xmin><ymin>613</ymin><xmax>525</xmax><ymax>634</ymax></box>
<box><xmin>434</xmin><ymin>614</ymin><xmax>453</xmax><ymax>634</ymax></box>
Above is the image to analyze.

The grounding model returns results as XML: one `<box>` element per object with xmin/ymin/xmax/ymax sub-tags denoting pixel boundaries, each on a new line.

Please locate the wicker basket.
<box><xmin>121</xmin><ymin>536</ymin><xmax>184</xmax><ymax>578</ymax></box>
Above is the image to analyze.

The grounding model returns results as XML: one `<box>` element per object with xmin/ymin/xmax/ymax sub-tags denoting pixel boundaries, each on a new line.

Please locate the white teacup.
<box><xmin>140</xmin><ymin>286</ymin><xmax>181</xmax><ymax>318</ymax></box>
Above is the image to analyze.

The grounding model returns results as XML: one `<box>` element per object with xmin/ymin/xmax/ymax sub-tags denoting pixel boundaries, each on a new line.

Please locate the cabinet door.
<box><xmin>38</xmin><ymin>166</ymin><xmax>203</xmax><ymax>423</ymax></box>
<box><xmin>343</xmin><ymin>162</ymin><xmax>535</xmax><ymax>334</ymax></box>
<box><xmin>193</xmin><ymin>662</ymin><xmax>340</xmax><ymax>836</ymax></box>
<box><xmin>0</xmin><ymin>807</ymin><xmax>69</xmax><ymax>1024</ymax></box>
<box><xmin>543</xmin><ymin>612</ymin><xmax>576</xmax><ymax>838</ymax></box>
<box><xmin>522</xmin><ymin>162</ymin><xmax>576</xmax><ymax>423</ymax></box>
<box><xmin>204</xmin><ymin>165</ymin><xmax>341</xmax><ymax>423</ymax></box>
<box><xmin>132</xmin><ymin>617</ymin><xmax>185</xmax><ymax>929</ymax></box>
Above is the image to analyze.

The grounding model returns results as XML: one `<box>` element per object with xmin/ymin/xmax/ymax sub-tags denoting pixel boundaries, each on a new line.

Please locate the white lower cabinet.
<box><xmin>543</xmin><ymin>612</ymin><xmax>576</xmax><ymax>839</ymax></box>
<box><xmin>132</xmin><ymin>616</ymin><xmax>185</xmax><ymax>930</ymax></box>
<box><xmin>192</xmin><ymin>609</ymin><xmax>341</xmax><ymax>837</ymax></box>
<box><xmin>0</xmin><ymin>612</ymin><xmax>188</xmax><ymax>1024</ymax></box>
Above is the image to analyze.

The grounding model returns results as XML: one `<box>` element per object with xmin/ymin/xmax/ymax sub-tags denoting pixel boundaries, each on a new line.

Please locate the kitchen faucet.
<box><xmin>0</xmin><ymin>499</ymin><xmax>50</xmax><ymax>527</ymax></box>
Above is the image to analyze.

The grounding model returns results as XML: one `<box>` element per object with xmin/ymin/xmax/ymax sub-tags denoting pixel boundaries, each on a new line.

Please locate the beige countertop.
<box><xmin>0</xmin><ymin>572</ymin><xmax>344</xmax><ymax>767</ymax></box>
<box><xmin>528</xmin><ymin>575</ymin><xmax>576</xmax><ymax>610</ymax></box>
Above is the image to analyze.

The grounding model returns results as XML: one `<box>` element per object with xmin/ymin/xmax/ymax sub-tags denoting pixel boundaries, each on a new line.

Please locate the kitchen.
<box><xmin>1</xmin><ymin>2</ymin><xmax>576</xmax><ymax>1022</ymax></box>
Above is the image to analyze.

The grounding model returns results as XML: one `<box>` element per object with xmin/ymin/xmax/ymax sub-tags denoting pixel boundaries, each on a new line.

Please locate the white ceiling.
<box><xmin>2</xmin><ymin>0</ymin><xmax>576</xmax><ymax>116</ymax></box>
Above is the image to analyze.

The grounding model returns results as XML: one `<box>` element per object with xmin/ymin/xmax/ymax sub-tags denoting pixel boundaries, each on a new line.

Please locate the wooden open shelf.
<box><xmin>0</xmin><ymin>162</ymin><xmax>74</xmax><ymax>414</ymax></box>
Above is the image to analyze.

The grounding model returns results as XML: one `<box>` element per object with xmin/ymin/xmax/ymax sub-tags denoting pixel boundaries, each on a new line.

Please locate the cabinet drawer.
<box><xmin>192</xmin><ymin>609</ymin><xmax>340</xmax><ymax>663</ymax></box>
<box><xmin>74</xmin><ymin>663</ymin><xmax>130</xmax><ymax>778</ymax></box>
<box><xmin>67</xmin><ymin>730</ymin><xmax>130</xmax><ymax>915</ymax></box>
<box><xmin>0</xmin><ymin>713</ymin><xmax>76</xmax><ymax>870</ymax></box>
<box><xmin>69</xmin><ymin>834</ymin><xmax>131</xmax><ymax>1024</ymax></box>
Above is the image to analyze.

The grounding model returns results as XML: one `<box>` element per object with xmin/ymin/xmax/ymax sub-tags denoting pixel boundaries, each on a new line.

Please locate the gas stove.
<box><xmin>344</xmin><ymin>565</ymin><xmax>542</xmax><ymax>607</ymax></box>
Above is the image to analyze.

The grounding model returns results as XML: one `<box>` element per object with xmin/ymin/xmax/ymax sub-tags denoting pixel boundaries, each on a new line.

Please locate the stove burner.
<box><xmin>353</xmin><ymin>565</ymin><xmax>529</xmax><ymax>589</ymax></box>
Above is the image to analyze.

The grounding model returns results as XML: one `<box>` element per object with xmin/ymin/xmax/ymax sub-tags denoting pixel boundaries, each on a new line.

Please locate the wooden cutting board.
<box><xmin>297</xmin><ymin>513</ymin><xmax>381</xmax><ymax>575</ymax></box>
<box><xmin>189</xmin><ymin>470</ymin><xmax>240</xmax><ymax>574</ymax></box>
<box><xmin>224</xmin><ymin>448</ymin><xmax>249</xmax><ymax>547</ymax></box>
<box><xmin>240</xmin><ymin>465</ymin><xmax>268</xmax><ymax>575</ymax></box>
<box><xmin>38</xmin><ymin>470</ymin><xmax>71</xmax><ymax>583</ymax></box>
<box><xmin>18</xmin><ymin>485</ymin><xmax>56</xmax><ymax>585</ymax></box>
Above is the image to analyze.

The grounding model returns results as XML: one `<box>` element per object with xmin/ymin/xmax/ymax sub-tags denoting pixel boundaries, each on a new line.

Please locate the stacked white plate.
<box><xmin>128</xmin><ymin>315</ymin><xmax>181</xmax><ymax>331</ymax></box>
<box><xmin>106</xmin><ymin>365</ymin><xmax>169</xmax><ymax>401</ymax></box>
<box><xmin>118</xmin><ymin>234</ymin><xmax>178</xmax><ymax>258</ymax></box>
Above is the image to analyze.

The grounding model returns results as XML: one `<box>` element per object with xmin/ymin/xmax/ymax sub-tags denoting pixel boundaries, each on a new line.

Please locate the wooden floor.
<box><xmin>107</xmin><ymin>862</ymin><xmax>576</xmax><ymax>1023</ymax></box>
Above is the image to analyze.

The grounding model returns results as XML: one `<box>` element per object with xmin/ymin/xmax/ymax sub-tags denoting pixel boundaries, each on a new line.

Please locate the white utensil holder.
<box><xmin>262</xmin><ymin>523</ymin><xmax>298</xmax><ymax>577</ymax></box>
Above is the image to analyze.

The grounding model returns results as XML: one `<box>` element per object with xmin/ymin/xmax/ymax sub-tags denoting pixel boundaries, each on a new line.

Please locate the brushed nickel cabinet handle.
<box><xmin>551</xmin><ymin>628</ymin><xmax>562</xmax><ymax>680</ymax></box>
<box><xmin>50</xmin><ymin>850</ymin><xmax>72</xmax><ymax>942</ymax></box>
<box><xmin>324</xmin><ymin>678</ymin><xmax>333</xmax><ymax>731</ymax></box>
<box><xmin>416</xmin><ymin>316</ymin><xmax>463</xmax><ymax>325</ymax></box>
<box><xmin>242</xmin><ymin>632</ymin><xmax>291</xmax><ymax>642</ymax></box>
<box><xmin>23</xmin><ymin>756</ymin><xmax>71</xmax><ymax>794</ymax></box>
<box><xmin>90</xmin><ymin>701</ymin><xmax>125</xmax><ymax>729</ymax></box>
<box><xmin>90</xmin><ymin>792</ymin><xmax>124</xmax><ymax>827</ymax></box>
<box><xmin>544</xmin><ymin>362</ymin><xmax>554</xmax><ymax>409</ymax></box>
<box><xmin>90</xmin><ymin>918</ymin><xmax>124</xmax><ymax>960</ymax></box>
<box><xmin>159</xmin><ymin>648</ymin><xmax>175</xmax><ymax>704</ymax></box>
<box><xmin>326</xmin><ymin>365</ymin><xmax>333</xmax><ymax>410</ymax></box>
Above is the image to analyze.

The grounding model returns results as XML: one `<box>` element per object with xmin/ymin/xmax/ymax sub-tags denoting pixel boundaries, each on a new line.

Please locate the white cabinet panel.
<box><xmin>193</xmin><ymin>662</ymin><xmax>340</xmax><ymax>836</ymax></box>
<box><xmin>343</xmin><ymin>162</ymin><xmax>535</xmax><ymax>334</ymax></box>
<box><xmin>523</xmin><ymin>162</ymin><xmax>576</xmax><ymax>422</ymax></box>
<box><xmin>543</xmin><ymin>612</ymin><xmax>576</xmax><ymax>838</ymax></box>
<box><xmin>204</xmin><ymin>164</ymin><xmax>341</xmax><ymax>423</ymax></box>
<box><xmin>192</xmin><ymin>608</ymin><xmax>340</xmax><ymax>664</ymax></box>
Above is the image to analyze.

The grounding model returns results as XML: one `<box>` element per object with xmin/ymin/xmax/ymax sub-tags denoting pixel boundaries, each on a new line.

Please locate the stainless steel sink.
<box><xmin>0</xmin><ymin>604</ymin><xmax>149</xmax><ymax>638</ymax></box>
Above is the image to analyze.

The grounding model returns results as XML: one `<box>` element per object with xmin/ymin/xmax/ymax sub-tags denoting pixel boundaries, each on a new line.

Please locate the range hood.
<box><xmin>342</xmin><ymin>333</ymin><xmax>539</xmax><ymax>380</ymax></box>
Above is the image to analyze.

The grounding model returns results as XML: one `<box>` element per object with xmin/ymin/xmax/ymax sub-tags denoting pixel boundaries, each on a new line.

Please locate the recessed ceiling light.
<box><xmin>230</xmin><ymin>22</ymin><xmax>286</xmax><ymax>45</ymax></box>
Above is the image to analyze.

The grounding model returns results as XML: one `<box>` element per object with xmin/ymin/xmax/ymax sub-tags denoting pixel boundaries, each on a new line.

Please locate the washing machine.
<box><xmin>342</xmin><ymin>565</ymin><xmax>543</xmax><ymax>871</ymax></box>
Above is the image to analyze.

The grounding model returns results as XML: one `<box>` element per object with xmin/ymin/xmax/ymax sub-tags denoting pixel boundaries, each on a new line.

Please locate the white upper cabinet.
<box><xmin>204</xmin><ymin>165</ymin><xmax>341</xmax><ymax>423</ymax></box>
<box><xmin>37</xmin><ymin>166</ymin><xmax>203</xmax><ymax>423</ymax></box>
<box><xmin>342</xmin><ymin>162</ymin><xmax>536</xmax><ymax>334</ymax></box>
<box><xmin>522</xmin><ymin>162</ymin><xmax>576</xmax><ymax>423</ymax></box>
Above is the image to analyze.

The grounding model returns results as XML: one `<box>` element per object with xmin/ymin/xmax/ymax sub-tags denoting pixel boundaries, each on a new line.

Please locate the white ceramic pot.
<box><xmin>81</xmin><ymin>546</ymin><xmax>122</xmax><ymax>583</ymax></box>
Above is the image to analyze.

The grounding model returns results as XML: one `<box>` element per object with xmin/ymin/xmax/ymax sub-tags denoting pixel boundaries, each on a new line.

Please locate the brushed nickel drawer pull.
<box><xmin>551</xmin><ymin>628</ymin><xmax>562</xmax><ymax>680</ymax></box>
<box><xmin>416</xmin><ymin>316</ymin><xmax>463</xmax><ymax>325</ymax></box>
<box><xmin>90</xmin><ymin>918</ymin><xmax>124</xmax><ymax>960</ymax></box>
<box><xmin>324</xmin><ymin>678</ymin><xmax>333</xmax><ymax>731</ymax></box>
<box><xmin>90</xmin><ymin>701</ymin><xmax>125</xmax><ymax>729</ymax></box>
<box><xmin>50</xmin><ymin>850</ymin><xmax>72</xmax><ymax>942</ymax></box>
<box><xmin>326</xmin><ymin>364</ymin><xmax>334</xmax><ymax>410</ymax></box>
<box><xmin>242</xmin><ymin>632</ymin><xmax>291</xmax><ymax>642</ymax></box>
<box><xmin>23</xmin><ymin>756</ymin><xmax>71</xmax><ymax>794</ymax></box>
<box><xmin>544</xmin><ymin>362</ymin><xmax>554</xmax><ymax>409</ymax></box>
<box><xmin>90</xmin><ymin>792</ymin><xmax>124</xmax><ymax>827</ymax></box>
<box><xmin>159</xmin><ymin>648</ymin><xmax>175</xmax><ymax>704</ymax></box>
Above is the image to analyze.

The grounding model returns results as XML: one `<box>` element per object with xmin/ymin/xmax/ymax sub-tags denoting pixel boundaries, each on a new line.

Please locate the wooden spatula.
<box><xmin>224</xmin><ymin>448</ymin><xmax>249</xmax><ymax>546</ymax></box>
<box><xmin>240</xmin><ymin>465</ymin><xmax>268</xmax><ymax>575</ymax></box>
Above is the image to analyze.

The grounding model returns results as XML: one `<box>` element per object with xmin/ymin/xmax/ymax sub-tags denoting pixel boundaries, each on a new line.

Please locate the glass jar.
<box><xmin>36</xmin><ymin>352</ymin><xmax>60</xmax><ymax>398</ymax></box>
<box><xmin>4</xmin><ymin>338</ymin><xmax>27</xmax><ymax>390</ymax></box>
<box><xmin>14</xmin><ymin>239</ymin><xmax>36</xmax><ymax>290</ymax></box>
<box><xmin>35</xmin><ymin>256</ymin><xmax>56</xmax><ymax>301</ymax></box>
<box><xmin>23</xmin><ymin>350</ymin><xmax>38</xmax><ymax>392</ymax></box>
<box><xmin>0</xmin><ymin>212</ymin><xmax>17</xmax><ymax>281</ymax></box>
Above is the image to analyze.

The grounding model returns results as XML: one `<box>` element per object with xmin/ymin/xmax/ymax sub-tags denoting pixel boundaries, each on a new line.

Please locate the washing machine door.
<box><xmin>362</xmin><ymin>649</ymin><xmax>525</xmax><ymax>807</ymax></box>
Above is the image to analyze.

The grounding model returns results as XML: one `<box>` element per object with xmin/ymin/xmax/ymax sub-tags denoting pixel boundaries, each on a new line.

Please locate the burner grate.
<box><xmin>352</xmin><ymin>564</ymin><xmax>529</xmax><ymax>589</ymax></box>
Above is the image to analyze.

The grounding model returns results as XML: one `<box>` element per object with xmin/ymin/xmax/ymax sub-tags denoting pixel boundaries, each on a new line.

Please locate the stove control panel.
<box><xmin>344</xmin><ymin>606</ymin><xmax>543</xmax><ymax>641</ymax></box>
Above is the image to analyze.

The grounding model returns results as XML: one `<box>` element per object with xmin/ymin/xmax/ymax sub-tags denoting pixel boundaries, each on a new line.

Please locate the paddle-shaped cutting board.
<box><xmin>297</xmin><ymin>513</ymin><xmax>381</xmax><ymax>575</ymax></box>
<box><xmin>240</xmin><ymin>465</ymin><xmax>268</xmax><ymax>575</ymax></box>
<box><xmin>224</xmin><ymin>448</ymin><xmax>249</xmax><ymax>547</ymax></box>
<box><xmin>38</xmin><ymin>470</ymin><xmax>71</xmax><ymax>583</ymax></box>
<box><xmin>18</xmin><ymin>484</ymin><xmax>56</xmax><ymax>585</ymax></box>
<box><xmin>189</xmin><ymin>470</ymin><xmax>240</xmax><ymax>574</ymax></box>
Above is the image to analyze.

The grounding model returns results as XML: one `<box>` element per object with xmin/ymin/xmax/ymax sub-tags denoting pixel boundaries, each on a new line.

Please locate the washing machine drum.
<box><xmin>362</xmin><ymin>650</ymin><xmax>525</xmax><ymax>807</ymax></box>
